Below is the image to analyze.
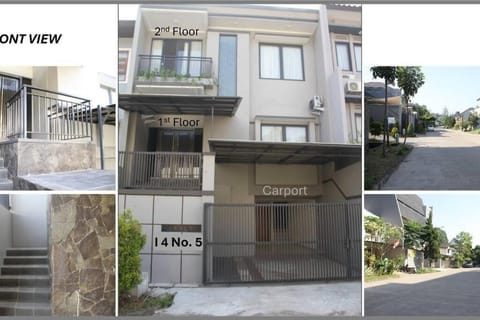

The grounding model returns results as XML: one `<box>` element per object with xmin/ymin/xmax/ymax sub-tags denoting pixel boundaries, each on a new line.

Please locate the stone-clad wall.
<box><xmin>50</xmin><ymin>195</ymin><xmax>115</xmax><ymax>316</ymax></box>
<box><xmin>0</xmin><ymin>139</ymin><xmax>96</xmax><ymax>178</ymax></box>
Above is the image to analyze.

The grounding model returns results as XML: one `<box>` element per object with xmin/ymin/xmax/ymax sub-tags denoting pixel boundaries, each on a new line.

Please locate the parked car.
<box><xmin>462</xmin><ymin>262</ymin><xmax>474</xmax><ymax>268</ymax></box>
<box><xmin>427</xmin><ymin>125</ymin><xmax>435</xmax><ymax>132</ymax></box>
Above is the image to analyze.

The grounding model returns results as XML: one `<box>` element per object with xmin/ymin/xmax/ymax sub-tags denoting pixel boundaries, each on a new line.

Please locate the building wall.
<box><xmin>0</xmin><ymin>196</ymin><xmax>11</xmax><ymax>259</ymax></box>
<box><xmin>10</xmin><ymin>194</ymin><xmax>48</xmax><ymax>247</ymax></box>
<box><xmin>50</xmin><ymin>195</ymin><xmax>115</xmax><ymax>316</ymax></box>
<box><xmin>118</xmin><ymin>194</ymin><xmax>206</xmax><ymax>284</ymax></box>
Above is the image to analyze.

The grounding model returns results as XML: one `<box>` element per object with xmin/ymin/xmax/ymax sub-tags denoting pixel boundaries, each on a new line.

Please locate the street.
<box><xmin>365</xmin><ymin>268</ymin><xmax>480</xmax><ymax>316</ymax></box>
<box><xmin>382</xmin><ymin>128</ymin><xmax>480</xmax><ymax>190</ymax></box>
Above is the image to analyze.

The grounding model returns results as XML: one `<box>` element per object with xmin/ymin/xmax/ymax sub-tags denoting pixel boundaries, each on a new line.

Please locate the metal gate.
<box><xmin>203</xmin><ymin>202</ymin><xmax>361</xmax><ymax>284</ymax></box>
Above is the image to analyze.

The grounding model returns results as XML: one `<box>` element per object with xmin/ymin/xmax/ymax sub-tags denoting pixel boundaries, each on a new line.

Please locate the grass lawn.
<box><xmin>365</xmin><ymin>142</ymin><xmax>413</xmax><ymax>190</ymax></box>
<box><xmin>365</xmin><ymin>273</ymin><xmax>400</xmax><ymax>282</ymax></box>
<box><xmin>119</xmin><ymin>293</ymin><xmax>175</xmax><ymax>316</ymax></box>
<box><xmin>415</xmin><ymin>268</ymin><xmax>440</xmax><ymax>274</ymax></box>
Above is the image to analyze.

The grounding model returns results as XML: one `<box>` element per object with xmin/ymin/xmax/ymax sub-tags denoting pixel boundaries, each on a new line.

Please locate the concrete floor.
<box><xmin>365</xmin><ymin>268</ymin><xmax>480</xmax><ymax>316</ymax></box>
<box><xmin>151</xmin><ymin>282</ymin><xmax>361</xmax><ymax>316</ymax></box>
<box><xmin>18</xmin><ymin>169</ymin><xmax>115</xmax><ymax>190</ymax></box>
<box><xmin>382</xmin><ymin>128</ymin><xmax>480</xmax><ymax>190</ymax></box>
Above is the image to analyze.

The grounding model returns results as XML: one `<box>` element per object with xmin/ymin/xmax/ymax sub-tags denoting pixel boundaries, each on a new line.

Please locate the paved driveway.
<box><xmin>382</xmin><ymin>128</ymin><xmax>480</xmax><ymax>190</ymax></box>
<box><xmin>365</xmin><ymin>268</ymin><xmax>480</xmax><ymax>316</ymax></box>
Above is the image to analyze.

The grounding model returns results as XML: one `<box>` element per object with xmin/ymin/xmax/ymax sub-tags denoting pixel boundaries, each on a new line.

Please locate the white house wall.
<box><xmin>120</xmin><ymin>194</ymin><xmax>205</xmax><ymax>285</ymax></box>
<box><xmin>10</xmin><ymin>194</ymin><xmax>48</xmax><ymax>247</ymax></box>
<box><xmin>0</xmin><ymin>198</ymin><xmax>12</xmax><ymax>259</ymax></box>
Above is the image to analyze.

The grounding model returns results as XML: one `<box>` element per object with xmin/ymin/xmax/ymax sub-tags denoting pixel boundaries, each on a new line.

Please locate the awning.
<box><xmin>90</xmin><ymin>104</ymin><xmax>116</xmax><ymax>126</ymax></box>
<box><xmin>364</xmin><ymin>194</ymin><xmax>403</xmax><ymax>227</ymax></box>
<box><xmin>119</xmin><ymin>94</ymin><xmax>242</xmax><ymax>116</ymax></box>
<box><xmin>209</xmin><ymin>139</ymin><xmax>360</xmax><ymax>169</ymax></box>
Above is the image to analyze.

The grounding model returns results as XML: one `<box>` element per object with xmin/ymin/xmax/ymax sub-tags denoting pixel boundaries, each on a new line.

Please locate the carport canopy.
<box><xmin>119</xmin><ymin>94</ymin><xmax>242</xmax><ymax>116</ymax></box>
<box><xmin>209</xmin><ymin>139</ymin><xmax>360</xmax><ymax>169</ymax></box>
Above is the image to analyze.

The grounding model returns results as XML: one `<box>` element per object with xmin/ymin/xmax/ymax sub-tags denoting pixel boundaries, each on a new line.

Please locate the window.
<box><xmin>259</xmin><ymin>44</ymin><xmax>304</xmax><ymax>80</ymax></box>
<box><xmin>218</xmin><ymin>35</ymin><xmax>237</xmax><ymax>96</ymax></box>
<box><xmin>150</xmin><ymin>39</ymin><xmax>203</xmax><ymax>77</ymax></box>
<box><xmin>335</xmin><ymin>42</ymin><xmax>352</xmax><ymax>71</ymax></box>
<box><xmin>335</xmin><ymin>42</ymin><xmax>361</xmax><ymax>73</ymax></box>
<box><xmin>261</xmin><ymin>125</ymin><xmax>307</xmax><ymax>142</ymax></box>
<box><xmin>354</xmin><ymin>44</ymin><xmax>361</xmax><ymax>72</ymax></box>
<box><xmin>118</xmin><ymin>50</ymin><xmax>129</xmax><ymax>82</ymax></box>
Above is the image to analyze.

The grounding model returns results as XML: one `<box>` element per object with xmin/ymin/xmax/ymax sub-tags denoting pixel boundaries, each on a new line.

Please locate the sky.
<box><xmin>365</xmin><ymin>66</ymin><xmax>480</xmax><ymax>116</ymax></box>
<box><xmin>419</xmin><ymin>194</ymin><xmax>480</xmax><ymax>247</ymax></box>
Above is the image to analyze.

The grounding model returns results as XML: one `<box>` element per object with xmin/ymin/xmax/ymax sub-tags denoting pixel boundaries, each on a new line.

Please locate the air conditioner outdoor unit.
<box><xmin>309</xmin><ymin>95</ymin><xmax>324</xmax><ymax>112</ymax></box>
<box><xmin>346</xmin><ymin>80</ymin><xmax>361</xmax><ymax>93</ymax></box>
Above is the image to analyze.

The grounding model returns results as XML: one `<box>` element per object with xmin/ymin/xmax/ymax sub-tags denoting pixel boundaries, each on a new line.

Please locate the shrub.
<box><xmin>374</xmin><ymin>258</ymin><xmax>396</xmax><ymax>275</ymax></box>
<box><xmin>390</xmin><ymin>126</ymin><xmax>398</xmax><ymax>137</ymax></box>
<box><xmin>407</xmin><ymin>123</ymin><xmax>415</xmax><ymax>137</ymax></box>
<box><xmin>369</xmin><ymin>121</ymin><xmax>383</xmax><ymax>138</ymax></box>
<box><xmin>119</xmin><ymin>210</ymin><xmax>147</xmax><ymax>294</ymax></box>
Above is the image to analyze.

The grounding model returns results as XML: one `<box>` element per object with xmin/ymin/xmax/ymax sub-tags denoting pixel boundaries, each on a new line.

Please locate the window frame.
<box><xmin>259</xmin><ymin>43</ymin><xmax>305</xmax><ymax>81</ymax></box>
<box><xmin>118</xmin><ymin>49</ymin><xmax>130</xmax><ymax>82</ymax></box>
<box><xmin>261</xmin><ymin>124</ymin><xmax>308</xmax><ymax>142</ymax></box>
<box><xmin>335</xmin><ymin>41</ymin><xmax>352</xmax><ymax>72</ymax></box>
<box><xmin>353</xmin><ymin>43</ymin><xmax>362</xmax><ymax>72</ymax></box>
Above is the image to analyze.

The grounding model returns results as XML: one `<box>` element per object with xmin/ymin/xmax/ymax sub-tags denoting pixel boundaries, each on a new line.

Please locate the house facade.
<box><xmin>0</xmin><ymin>66</ymin><xmax>116</xmax><ymax>190</ymax></box>
<box><xmin>118</xmin><ymin>4</ymin><xmax>362</xmax><ymax>285</ymax></box>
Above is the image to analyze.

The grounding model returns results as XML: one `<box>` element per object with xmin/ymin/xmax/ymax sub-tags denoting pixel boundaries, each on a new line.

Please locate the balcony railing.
<box><xmin>119</xmin><ymin>151</ymin><xmax>202</xmax><ymax>190</ymax></box>
<box><xmin>136</xmin><ymin>55</ymin><xmax>213</xmax><ymax>81</ymax></box>
<box><xmin>4</xmin><ymin>85</ymin><xmax>92</xmax><ymax>140</ymax></box>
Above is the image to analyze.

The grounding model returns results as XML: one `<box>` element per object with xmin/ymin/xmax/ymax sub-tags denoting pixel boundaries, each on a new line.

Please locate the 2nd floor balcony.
<box><xmin>134</xmin><ymin>55</ymin><xmax>214</xmax><ymax>92</ymax></box>
<box><xmin>2</xmin><ymin>85</ymin><xmax>92</xmax><ymax>141</ymax></box>
<box><xmin>119</xmin><ymin>151</ymin><xmax>203</xmax><ymax>191</ymax></box>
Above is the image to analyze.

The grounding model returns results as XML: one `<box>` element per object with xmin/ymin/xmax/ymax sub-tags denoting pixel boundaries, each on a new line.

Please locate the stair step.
<box><xmin>0</xmin><ymin>275</ymin><xmax>50</xmax><ymax>288</ymax></box>
<box><xmin>3</xmin><ymin>256</ymin><xmax>49</xmax><ymax>265</ymax></box>
<box><xmin>6</xmin><ymin>248</ymin><xmax>48</xmax><ymax>257</ymax></box>
<box><xmin>0</xmin><ymin>287</ymin><xmax>50</xmax><ymax>303</ymax></box>
<box><xmin>1</xmin><ymin>265</ymin><xmax>49</xmax><ymax>276</ymax></box>
<box><xmin>0</xmin><ymin>301</ymin><xmax>51</xmax><ymax>316</ymax></box>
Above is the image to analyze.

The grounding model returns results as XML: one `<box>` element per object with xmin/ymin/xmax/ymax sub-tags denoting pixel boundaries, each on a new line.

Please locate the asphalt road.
<box><xmin>365</xmin><ymin>268</ymin><xmax>480</xmax><ymax>316</ymax></box>
<box><xmin>382</xmin><ymin>128</ymin><xmax>480</xmax><ymax>190</ymax></box>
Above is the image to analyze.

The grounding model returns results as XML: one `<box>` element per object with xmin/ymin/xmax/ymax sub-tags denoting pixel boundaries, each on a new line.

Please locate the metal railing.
<box><xmin>5</xmin><ymin>85</ymin><xmax>92</xmax><ymax>140</ymax></box>
<box><xmin>136</xmin><ymin>55</ymin><xmax>213</xmax><ymax>80</ymax></box>
<box><xmin>204</xmin><ymin>202</ymin><xmax>362</xmax><ymax>284</ymax></box>
<box><xmin>119</xmin><ymin>151</ymin><xmax>202</xmax><ymax>190</ymax></box>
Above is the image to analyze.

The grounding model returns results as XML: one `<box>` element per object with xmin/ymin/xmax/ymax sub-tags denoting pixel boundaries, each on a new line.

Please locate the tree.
<box><xmin>468</xmin><ymin>113</ymin><xmax>479</xmax><ymax>129</ymax></box>
<box><xmin>450</xmin><ymin>231</ymin><xmax>473</xmax><ymax>267</ymax></box>
<box><xmin>473</xmin><ymin>245</ymin><xmax>480</xmax><ymax>265</ymax></box>
<box><xmin>119</xmin><ymin>210</ymin><xmax>147</xmax><ymax>294</ymax></box>
<box><xmin>436</xmin><ymin>228</ymin><xmax>449</xmax><ymax>246</ymax></box>
<box><xmin>403</xmin><ymin>220</ymin><xmax>425</xmax><ymax>250</ymax></box>
<box><xmin>397</xmin><ymin>67</ymin><xmax>425</xmax><ymax>144</ymax></box>
<box><xmin>364</xmin><ymin>216</ymin><xmax>403</xmax><ymax>260</ymax></box>
<box><xmin>423</xmin><ymin>209</ymin><xmax>441</xmax><ymax>264</ymax></box>
<box><xmin>371</xmin><ymin>67</ymin><xmax>397</xmax><ymax>157</ymax></box>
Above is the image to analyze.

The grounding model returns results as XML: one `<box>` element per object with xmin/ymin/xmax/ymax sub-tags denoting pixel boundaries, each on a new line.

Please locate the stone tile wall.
<box><xmin>0</xmin><ymin>139</ymin><xmax>96</xmax><ymax>178</ymax></box>
<box><xmin>50</xmin><ymin>195</ymin><xmax>115</xmax><ymax>316</ymax></box>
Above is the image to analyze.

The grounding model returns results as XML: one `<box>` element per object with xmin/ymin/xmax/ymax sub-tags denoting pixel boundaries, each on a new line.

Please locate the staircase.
<box><xmin>0</xmin><ymin>158</ymin><xmax>12</xmax><ymax>190</ymax></box>
<box><xmin>0</xmin><ymin>248</ymin><xmax>51</xmax><ymax>316</ymax></box>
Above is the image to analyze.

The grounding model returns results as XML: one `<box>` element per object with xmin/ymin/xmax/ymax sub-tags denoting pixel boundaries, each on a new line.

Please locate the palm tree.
<box><xmin>397</xmin><ymin>66</ymin><xmax>425</xmax><ymax>144</ymax></box>
<box><xmin>371</xmin><ymin>67</ymin><xmax>397</xmax><ymax>157</ymax></box>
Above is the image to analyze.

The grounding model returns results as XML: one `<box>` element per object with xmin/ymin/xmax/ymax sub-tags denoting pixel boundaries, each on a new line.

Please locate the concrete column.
<box><xmin>202</xmin><ymin>153</ymin><xmax>215</xmax><ymax>192</ymax></box>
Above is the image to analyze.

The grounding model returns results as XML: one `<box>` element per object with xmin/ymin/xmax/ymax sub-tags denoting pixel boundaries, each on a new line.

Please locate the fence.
<box><xmin>119</xmin><ymin>151</ymin><xmax>202</xmax><ymax>190</ymax></box>
<box><xmin>5</xmin><ymin>85</ymin><xmax>92</xmax><ymax>140</ymax></box>
<box><xmin>203</xmin><ymin>202</ymin><xmax>362</xmax><ymax>284</ymax></box>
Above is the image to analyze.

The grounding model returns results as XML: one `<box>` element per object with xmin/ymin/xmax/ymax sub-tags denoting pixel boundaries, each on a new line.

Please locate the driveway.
<box><xmin>382</xmin><ymin>128</ymin><xmax>480</xmax><ymax>190</ymax></box>
<box><xmin>151</xmin><ymin>282</ymin><xmax>361</xmax><ymax>316</ymax></box>
<box><xmin>365</xmin><ymin>268</ymin><xmax>480</xmax><ymax>316</ymax></box>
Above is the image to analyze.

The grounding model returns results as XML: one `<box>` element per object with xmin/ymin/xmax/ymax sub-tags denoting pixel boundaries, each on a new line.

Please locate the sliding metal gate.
<box><xmin>203</xmin><ymin>202</ymin><xmax>361</xmax><ymax>284</ymax></box>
